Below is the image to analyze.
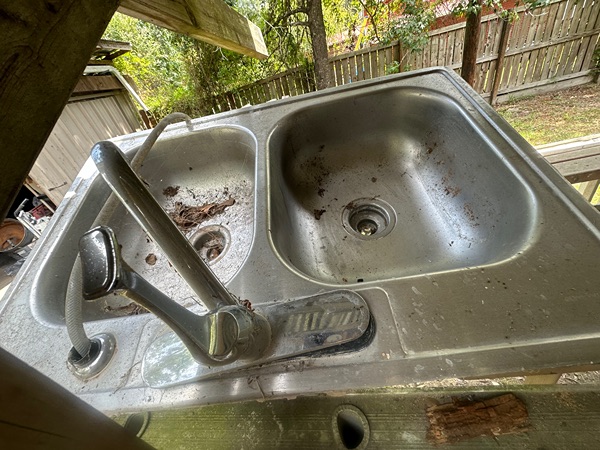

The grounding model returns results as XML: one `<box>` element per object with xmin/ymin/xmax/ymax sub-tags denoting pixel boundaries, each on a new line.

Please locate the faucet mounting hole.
<box><xmin>332</xmin><ymin>405</ymin><xmax>370</xmax><ymax>450</ymax></box>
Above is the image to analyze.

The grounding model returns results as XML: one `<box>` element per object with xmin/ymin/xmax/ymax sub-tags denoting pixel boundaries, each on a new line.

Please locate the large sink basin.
<box><xmin>1</xmin><ymin>68</ymin><xmax>599</xmax><ymax>415</ymax></box>
<box><xmin>269</xmin><ymin>88</ymin><xmax>536</xmax><ymax>283</ymax></box>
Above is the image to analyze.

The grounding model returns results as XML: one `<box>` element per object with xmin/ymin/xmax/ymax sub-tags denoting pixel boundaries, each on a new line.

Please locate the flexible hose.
<box><xmin>65</xmin><ymin>113</ymin><xmax>193</xmax><ymax>358</ymax></box>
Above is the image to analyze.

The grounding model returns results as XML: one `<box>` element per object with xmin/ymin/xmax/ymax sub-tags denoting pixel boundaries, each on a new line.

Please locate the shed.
<box><xmin>26</xmin><ymin>40</ymin><xmax>148</xmax><ymax>206</ymax></box>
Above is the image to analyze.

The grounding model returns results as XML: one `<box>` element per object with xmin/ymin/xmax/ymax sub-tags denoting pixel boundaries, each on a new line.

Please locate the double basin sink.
<box><xmin>1</xmin><ymin>68</ymin><xmax>599</xmax><ymax>414</ymax></box>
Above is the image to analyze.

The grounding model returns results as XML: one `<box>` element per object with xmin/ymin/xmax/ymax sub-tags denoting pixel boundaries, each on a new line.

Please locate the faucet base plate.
<box><xmin>142</xmin><ymin>290</ymin><xmax>370</xmax><ymax>388</ymax></box>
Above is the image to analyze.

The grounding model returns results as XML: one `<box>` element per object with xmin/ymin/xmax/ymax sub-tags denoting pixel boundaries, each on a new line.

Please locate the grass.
<box><xmin>496</xmin><ymin>82</ymin><xmax>600</xmax><ymax>146</ymax></box>
<box><xmin>496</xmin><ymin>82</ymin><xmax>600</xmax><ymax>204</ymax></box>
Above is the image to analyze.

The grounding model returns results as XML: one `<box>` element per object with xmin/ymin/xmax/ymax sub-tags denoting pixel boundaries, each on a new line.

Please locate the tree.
<box><xmin>265</xmin><ymin>0</ymin><xmax>334</xmax><ymax>89</ymax></box>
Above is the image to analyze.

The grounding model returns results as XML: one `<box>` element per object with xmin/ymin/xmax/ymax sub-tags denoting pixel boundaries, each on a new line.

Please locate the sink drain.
<box><xmin>342</xmin><ymin>198</ymin><xmax>396</xmax><ymax>240</ymax></box>
<box><xmin>189</xmin><ymin>225</ymin><xmax>230</xmax><ymax>264</ymax></box>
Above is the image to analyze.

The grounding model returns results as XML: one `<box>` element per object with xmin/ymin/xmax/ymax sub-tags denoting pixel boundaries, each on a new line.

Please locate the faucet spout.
<box><xmin>91</xmin><ymin>140</ymin><xmax>236</xmax><ymax>311</ymax></box>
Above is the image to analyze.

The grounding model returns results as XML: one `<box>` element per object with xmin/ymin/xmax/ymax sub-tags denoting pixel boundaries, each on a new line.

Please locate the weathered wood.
<box><xmin>426</xmin><ymin>393</ymin><xmax>529</xmax><ymax>445</ymax></box>
<box><xmin>0</xmin><ymin>0</ymin><xmax>120</xmax><ymax>222</ymax></box>
<box><xmin>118</xmin><ymin>0</ymin><xmax>268</xmax><ymax>59</ymax></box>
<box><xmin>490</xmin><ymin>19</ymin><xmax>511</xmax><ymax>105</ymax></box>
<box><xmin>545</xmin><ymin>149</ymin><xmax>600</xmax><ymax>183</ymax></box>
<box><xmin>0</xmin><ymin>348</ymin><xmax>153</xmax><ymax>449</ymax></box>
<box><xmin>72</xmin><ymin>75</ymin><xmax>124</xmax><ymax>95</ymax></box>
<box><xmin>539</xmin><ymin>134</ymin><xmax>600</xmax><ymax>183</ymax></box>
<box><xmin>581</xmin><ymin>179</ymin><xmax>600</xmax><ymax>201</ymax></box>
<box><xmin>115</xmin><ymin>387</ymin><xmax>600</xmax><ymax>449</ymax></box>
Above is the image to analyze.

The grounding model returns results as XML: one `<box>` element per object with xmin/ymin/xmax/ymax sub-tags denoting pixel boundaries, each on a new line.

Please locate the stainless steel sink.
<box><xmin>2</xmin><ymin>68</ymin><xmax>599</xmax><ymax>415</ymax></box>
<box><xmin>268</xmin><ymin>87</ymin><xmax>537</xmax><ymax>283</ymax></box>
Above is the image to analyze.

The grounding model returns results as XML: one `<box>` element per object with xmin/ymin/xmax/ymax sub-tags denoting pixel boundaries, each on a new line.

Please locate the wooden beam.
<box><xmin>118</xmin><ymin>0</ymin><xmax>268</xmax><ymax>59</ymax></box>
<box><xmin>0</xmin><ymin>348</ymin><xmax>154</xmax><ymax>449</ymax></box>
<box><xmin>0</xmin><ymin>0</ymin><xmax>120</xmax><ymax>222</ymax></box>
<box><xmin>73</xmin><ymin>75</ymin><xmax>124</xmax><ymax>96</ymax></box>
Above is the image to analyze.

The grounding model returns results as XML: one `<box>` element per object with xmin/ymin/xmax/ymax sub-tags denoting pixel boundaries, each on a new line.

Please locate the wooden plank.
<box><xmin>72</xmin><ymin>75</ymin><xmax>124</xmax><ymax>95</ymax></box>
<box><xmin>494</xmin><ymin>70</ymin><xmax>592</xmax><ymax>101</ymax></box>
<box><xmin>0</xmin><ymin>348</ymin><xmax>153</xmax><ymax>449</ymax></box>
<box><xmin>453</xmin><ymin>27</ymin><xmax>465</xmax><ymax>65</ymax></box>
<box><xmin>536</xmin><ymin>2</ymin><xmax>562</xmax><ymax>81</ymax></box>
<box><xmin>569</xmin><ymin>1</ymin><xmax>598</xmax><ymax>72</ymax></box>
<box><xmin>540</xmin><ymin>136</ymin><xmax>600</xmax><ymax>183</ymax></box>
<box><xmin>523</xmin><ymin>14</ymin><xmax>546</xmax><ymax>84</ymax></box>
<box><xmin>349</xmin><ymin>55</ymin><xmax>357</xmax><ymax>82</ymax></box>
<box><xmin>430</xmin><ymin>34</ymin><xmax>440</xmax><ymax>66</ymax></box>
<box><xmin>581</xmin><ymin>180</ymin><xmax>600</xmax><ymax>201</ymax></box>
<box><xmin>363</xmin><ymin>51</ymin><xmax>371</xmax><ymax>80</ymax></box>
<box><xmin>580</xmin><ymin>33</ymin><xmax>600</xmax><ymax>73</ymax></box>
<box><xmin>474</xmin><ymin>61</ymin><xmax>487</xmax><ymax>92</ymax></box>
<box><xmin>118</xmin><ymin>0</ymin><xmax>268</xmax><ymax>59</ymax></box>
<box><xmin>355</xmin><ymin>53</ymin><xmax>364</xmax><ymax>80</ymax></box>
<box><xmin>438</xmin><ymin>33</ymin><xmax>449</xmax><ymax>66</ymax></box>
<box><xmin>334</xmin><ymin>59</ymin><xmax>342</xmax><ymax>86</ymax></box>
<box><xmin>490</xmin><ymin>19</ymin><xmax>511</xmax><ymax>104</ymax></box>
<box><xmin>531</xmin><ymin>7</ymin><xmax>554</xmax><ymax>83</ymax></box>
<box><xmin>556</xmin><ymin>39</ymin><xmax>576</xmax><ymax>76</ymax></box>
<box><xmin>370</xmin><ymin>50</ymin><xmax>379</xmax><ymax>78</ymax></box>
<box><xmin>377</xmin><ymin>49</ymin><xmax>385</xmax><ymax>77</ymax></box>
<box><xmin>0</xmin><ymin>0</ymin><xmax>120</xmax><ymax>221</ymax></box>
<box><xmin>562</xmin><ymin>1</ymin><xmax>590</xmax><ymax>73</ymax></box>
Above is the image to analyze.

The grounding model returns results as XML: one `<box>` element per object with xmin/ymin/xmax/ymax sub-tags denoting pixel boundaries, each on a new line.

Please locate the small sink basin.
<box><xmin>268</xmin><ymin>88</ymin><xmax>537</xmax><ymax>283</ymax></box>
<box><xmin>31</xmin><ymin>126</ymin><xmax>256</xmax><ymax>325</ymax></box>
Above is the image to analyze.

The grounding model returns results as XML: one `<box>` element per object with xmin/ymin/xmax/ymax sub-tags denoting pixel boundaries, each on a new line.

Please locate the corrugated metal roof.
<box><xmin>29</xmin><ymin>91</ymin><xmax>143</xmax><ymax>204</ymax></box>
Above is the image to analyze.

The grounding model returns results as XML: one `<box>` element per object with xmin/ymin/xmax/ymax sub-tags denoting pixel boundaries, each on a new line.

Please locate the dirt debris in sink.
<box><xmin>313</xmin><ymin>209</ymin><xmax>326</xmax><ymax>220</ymax></box>
<box><xmin>104</xmin><ymin>302</ymin><xmax>147</xmax><ymax>316</ymax></box>
<box><xmin>145</xmin><ymin>253</ymin><xmax>157</xmax><ymax>265</ymax></box>
<box><xmin>169</xmin><ymin>197</ymin><xmax>235</xmax><ymax>231</ymax></box>
<box><xmin>163</xmin><ymin>185</ymin><xmax>180</xmax><ymax>197</ymax></box>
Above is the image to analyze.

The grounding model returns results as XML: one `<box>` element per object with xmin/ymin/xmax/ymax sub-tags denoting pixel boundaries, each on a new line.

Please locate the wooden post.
<box><xmin>489</xmin><ymin>18</ymin><xmax>512</xmax><ymax>105</ymax></box>
<box><xmin>0</xmin><ymin>0</ymin><xmax>120</xmax><ymax>222</ymax></box>
<box><xmin>0</xmin><ymin>348</ymin><xmax>154</xmax><ymax>449</ymax></box>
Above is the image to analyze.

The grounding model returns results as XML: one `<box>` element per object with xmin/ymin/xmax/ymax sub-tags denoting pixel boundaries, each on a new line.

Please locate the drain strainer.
<box><xmin>342</xmin><ymin>198</ymin><xmax>396</xmax><ymax>240</ymax></box>
<box><xmin>189</xmin><ymin>225</ymin><xmax>230</xmax><ymax>264</ymax></box>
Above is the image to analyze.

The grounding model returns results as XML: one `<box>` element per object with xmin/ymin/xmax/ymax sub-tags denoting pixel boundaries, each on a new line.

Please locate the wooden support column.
<box><xmin>489</xmin><ymin>18</ymin><xmax>512</xmax><ymax>106</ymax></box>
<box><xmin>0</xmin><ymin>0</ymin><xmax>120</xmax><ymax>222</ymax></box>
<box><xmin>0</xmin><ymin>348</ymin><xmax>153</xmax><ymax>449</ymax></box>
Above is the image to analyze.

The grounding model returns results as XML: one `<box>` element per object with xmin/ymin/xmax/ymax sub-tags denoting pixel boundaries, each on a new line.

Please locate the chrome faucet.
<box><xmin>82</xmin><ymin>139</ymin><xmax>370</xmax><ymax>376</ymax></box>
<box><xmin>87</xmin><ymin>141</ymin><xmax>270</xmax><ymax>366</ymax></box>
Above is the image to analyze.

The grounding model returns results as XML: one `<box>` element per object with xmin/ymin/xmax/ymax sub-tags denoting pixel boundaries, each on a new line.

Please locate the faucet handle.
<box><xmin>79</xmin><ymin>226</ymin><xmax>271</xmax><ymax>366</ymax></box>
<box><xmin>79</xmin><ymin>226</ymin><xmax>122</xmax><ymax>300</ymax></box>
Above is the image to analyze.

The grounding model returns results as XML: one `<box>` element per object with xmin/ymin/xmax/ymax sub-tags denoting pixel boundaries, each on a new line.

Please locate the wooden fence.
<box><xmin>211</xmin><ymin>0</ymin><xmax>600</xmax><ymax>113</ymax></box>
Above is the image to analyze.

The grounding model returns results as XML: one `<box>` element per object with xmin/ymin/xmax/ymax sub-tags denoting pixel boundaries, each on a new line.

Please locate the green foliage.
<box><xmin>322</xmin><ymin>0</ymin><xmax>437</xmax><ymax>57</ymax></box>
<box><xmin>381</xmin><ymin>0</ymin><xmax>436</xmax><ymax>53</ymax></box>
<box><xmin>452</xmin><ymin>0</ymin><xmax>551</xmax><ymax>20</ymax></box>
<box><xmin>103</xmin><ymin>11</ymin><xmax>271</xmax><ymax>119</ymax></box>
